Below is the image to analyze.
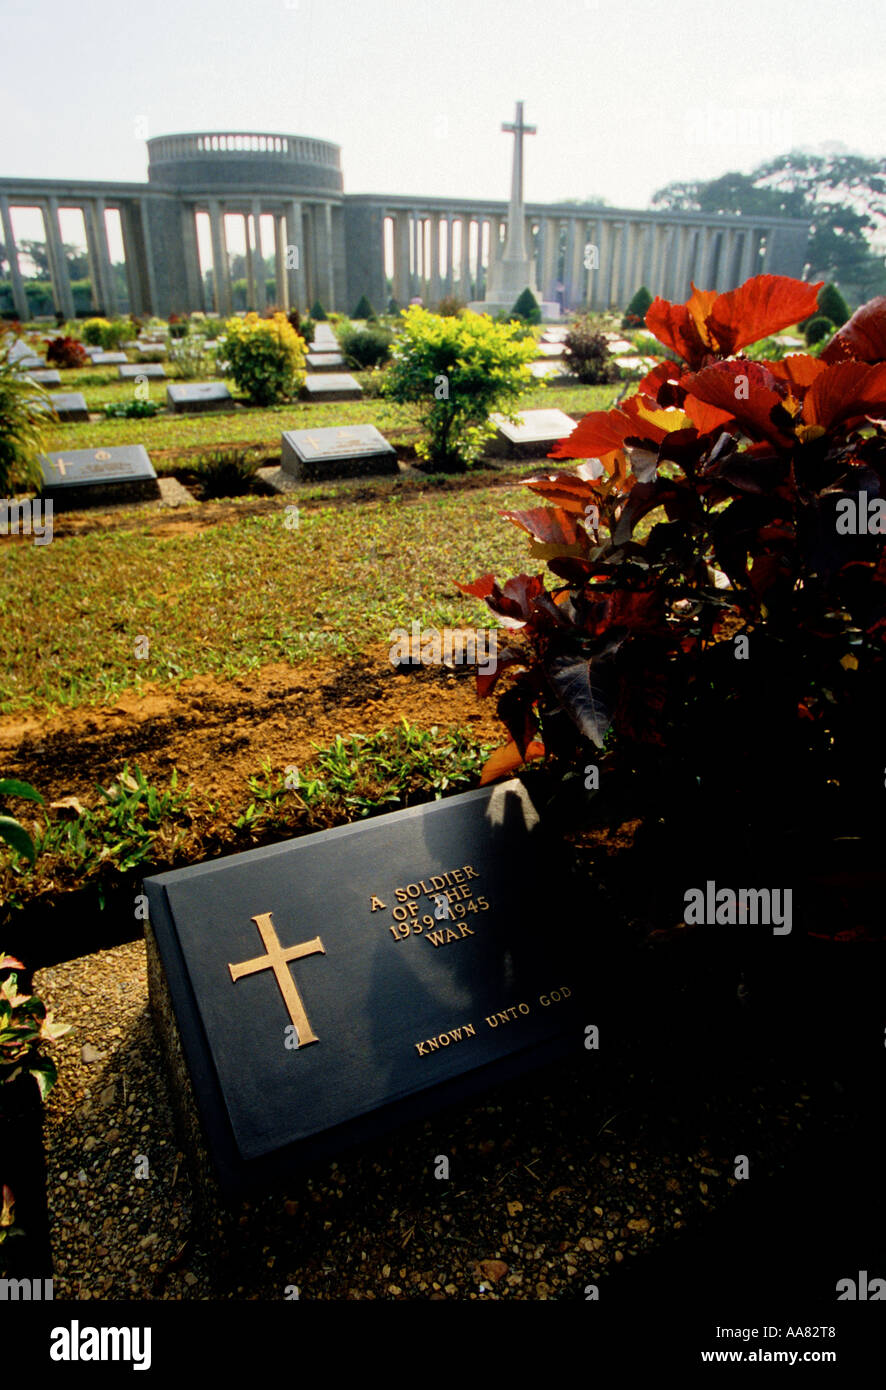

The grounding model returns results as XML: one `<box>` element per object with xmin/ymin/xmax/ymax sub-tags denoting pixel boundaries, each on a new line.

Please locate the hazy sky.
<box><xmin>3</xmin><ymin>0</ymin><xmax>884</xmax><ymax>212</ymax></box>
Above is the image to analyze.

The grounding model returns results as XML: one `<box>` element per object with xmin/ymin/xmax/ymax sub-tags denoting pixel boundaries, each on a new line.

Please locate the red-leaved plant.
<box><xmin>461</xmin><ymin>276</ymin><xmax>886</xmax><ymax>875</ymax></box>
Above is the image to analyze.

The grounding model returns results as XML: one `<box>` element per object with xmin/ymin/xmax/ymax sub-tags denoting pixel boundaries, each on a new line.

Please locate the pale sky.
<box><xmin>2</xmin><ymin>0</ymin><xmax>884</xmax><ymax>216</ymax></box>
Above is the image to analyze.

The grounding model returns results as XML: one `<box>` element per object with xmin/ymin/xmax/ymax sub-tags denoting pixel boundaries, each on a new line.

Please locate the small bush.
<box><xmin>622</xmin><ymin>285</ymin><xmax>653</xmax><ymax>328</ymax></box>
<box><xmin>564</xmin><ymin>317</ymin><xmax>619</xmax><ymax>383</ymax></box>
<box><xmin>299</xmin><ymin>316</ymin><xmax>316</xmax><ymax>348</ymax></box>
<box><xmin>103</xmin><ymin>399</ymin><xmax>161</xmax><ymax>419</ymax></box>
<box><xmin>436</xmin><ymin>295</ymin><xmax>465</xmax><ymax>318</ymax></box>
<box><xmin>387</xmin><ymin>297</ymin><xmax>400</xmax><ymax>315</ymax></box>
<box><xmin>168</xmin><ymin>337</ymin><xmax>216</xmax><ymax>380</ymax></box>
<box><xmin>0</xmin><ymin>345</ymin><xmax>51</xmax><ymax>493</ymax></box>
<box><xmin>339</xmin><ymin>324</ymin><xmax>393</xmax><ymax>370</ymax></box>
<box><xmin>382</xmin><ymin>305</ymin><xmax>536</xmax><ymax>471</ymax></box>
<box><xmin>168</xmin><ymin>322</ymin><xmax>188</xmax><ymax>339</ymax></box>
<box><xmin>81</xmin><ymin>317</ymin><xmax>109</xmax><ymax>346</ymax></box>
<box><xmin>310</xmin><ymin>300</ymin><xmax>327</xmax><ymax>321</ymax></box>
<box><xmin>192</xmin><ymin>448</ymin><xmax>261</xmax><ymax>499</ymax></box>
<box><xmin>805</xmin><ymin>314</ymin><xmax>836</xmax><ymax>346</ymax></box>
<box><xmin>46</xmin><ymin>336</ymin><xmax>88</xmax><ymax>368</ymax></box>
<box><xmin>351</xmin><ymin>294</ymin><xmax>377</xmax><ymax>321</ymax></box>
<box><xmin>510</xmin><ymin>288</ymin><xmax>542</xmax><ymax>324</ymax></box>
<box><xmin>222</xmin><ymin>312</ymin><xmax>306</xmax><ymax>405</ymax></box>
<box><xmin>817</xmin><ymin>283</ymin><xmax>850</xmax><ymax>327</ymax></box>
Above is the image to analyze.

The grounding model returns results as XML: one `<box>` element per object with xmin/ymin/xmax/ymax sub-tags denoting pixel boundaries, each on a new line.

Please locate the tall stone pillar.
<box><xmin>640</xmin><ymin>221</ymin><xmax>655</xmax><ymax>288</ymax></box>
<box><xmin>460</xmin><ymin>218</ymin><xmax>471</xmax><ymax>298</ymax></box>
<box><xmin>179</xmin><ymin>204</ymin><xmax>202</xmax><ymax>311</ymax></box>
<box><xmin>274</xmin><ymin>214</ymin><xmax>288</xmax><ymax>310</ymax></box>
<box><xmin>568</xmin><ymin>219</ymin><xmax>585</xmax><ymax>310</ymax></box>
<box><xmin>244</xmin><ymin>213</ymin><xmax>256</xmax><ymax>309</ymax></box>
<box><xmin>429</xmin><ymin>214</ymin><xmax>441</xmax><ymax>304</ymax></box>
<box><xmin>93</xmin><ymin>199</ymin><xmax>117</xmax><ymax>316</ymax></box>
<box><xmin>324</xmin><ymin>202</ymin><xmax>335</xmax><ymax>309</ymax></box>
<box><xmin>44</xmin><ymin>197</ymin><xmax>75</xmax><ymax>320</ymax></box>
<box><xmin>208</xmin><ymin>199</ymin><xmax>232</xmax><ymax>316</ymax></box>
<box><xmin>0</xmin><ymin>195</ymin><xmax>30</xmax><ymax>322</ymax></box>
<box><xmin>697</xmin><ymin>226</ymin><xmax>716</xmax><ymax>289</ymax></box>
<box><xmin>674</xmin><ymin>226</ymin><xmax>693</xmax><ymax>301</ymax></box>
<box><xmin>137</xmin><ymin>201</ymin><xmax>159</xmax><ymax>316</ymax></box>
<box><xmin>739</xmin><ymin>228</ymin><xmax>756</xmax><ymax>281</ymax></box>
<box><xmin>591</xmin><ymin>219</ymin><xmax>610</xmax><ymax>309</ymax></box>
<box><xmin>394</xmin><ymin>211</ymin><xmax>410</xmax><ymax>304</ymax></box>
<box><xmin>285</xmin><ymin>201</ymin><xmax>305</xmax><ymax>311</ymax></box>
<box><xmin>445</xmin><ymin>214</ymin><xmax>455</xmax><ymax>292</ymax></box>
<box><xmin>541</xmin><ymin>217</ymin><xmax>560</xmax><ymax>304</ymax></box>
<box><xmin>251</xmin><ymin>202</ymin><xmax>267</xmax><ymax>311</ymax></box>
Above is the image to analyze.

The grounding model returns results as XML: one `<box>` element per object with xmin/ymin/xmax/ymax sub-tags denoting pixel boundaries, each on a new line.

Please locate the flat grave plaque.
<box><xmin>144</xmin><ymin>779</ymin><xmax>585</xmax><ymax>1193</ymax></box>
<box><xmin>26</xmin><ymin>369</ymin><xmax>62</xmax><ymax>386</ymax></box>
<box><xmin>8</xmin><ymin>340</ymin><xmax>36</xmax><ymax>364</ymax></box>
<box><xmin>535</xmin><ymin>342</ymin><xmax>566</xmax><ymax>358</ymax></box>
<box><xmin>119</xmin><ymin>363</ymin><xmax>166</xmax><ymax>380</ymax></box>
<box><xmin>91</xmin><ymin>352</ymin><xmax>129</xmax><ymax>365</ymax></box>
<box><xmin>167</xmin><ymin>381</ymin><xmax>232</xmax><ymax>413</ymax></box>
<box><xmin>488</xmin><ymin>408</ymin><xmax>577</xmax><ymax>458</ymax></box>
<box><xmin>528</xmin><ymin>361</ymin><xmax>571</xmax><ymax>382</ymax></box>
<box><xmin>301</xmin><ymin>372</ymin><xmax>362</xmax><ymax>402</ymax></box>
<box><xmin>47</xmin><ymin>391</ymin><xmax>89</xmax><ymax>422</ymax></box>
<box><xmin>281</xmin><ymin>424</ymin><xmax>398</xmax><ymax>481</ymax></box>
<box><xmin>16</xmin><ymin>356</ymin><xmax>46</xmax><ymax>370</ymax></box>
<box><xmin>38</xmin><ymin>444</ymin><xmax>161</xmax><ymax>511</ymax></box>
<box><xmin>306</xmin><ymin>352</ymin><xmax>345</xmax><ymax>370</ymax></box>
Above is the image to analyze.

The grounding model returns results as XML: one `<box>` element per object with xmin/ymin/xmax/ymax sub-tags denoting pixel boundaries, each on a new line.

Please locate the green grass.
<box><xmin>0</xmin><ymin>482</ymin><xmax>535</xmax><ymax>715</ymax></box>
<box><xmin>41</xmin><ymin>380</ymin><xmax>620</xmax><ymax>466</ymax></box>
<box><xmin>0</xmin><ymin>724</ymin><xmax>495</xmax><ymax>909</ymax></box>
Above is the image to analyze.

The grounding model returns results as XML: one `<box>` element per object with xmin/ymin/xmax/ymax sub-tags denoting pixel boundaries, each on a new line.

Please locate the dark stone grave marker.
<box><xmin>281</xmin><ymin>424</ymin><xmax>398</xmax><ymax>480</ymax></box>
<box><xmin>47</xmin><ymin>392</ymin><xmax>89</xmax><ymax>422</ymax></box>
<box><xmin>144</xmin><ymin>780</ymin><xmax>585</xmax><ymax>1194</ymax></box>
<box><xmin>38</xmin><ymin>445</ymin><xmax>161</xmax><ymax>511</ymax></box>
<box><xmin>301</xmin><ymin>372</ymin><xmax>362</xmax><ymax>402</ymax></box>
<box><xmin>167</xmin><ymin>381</ymin><xmax>232</xmax><ymax>413</ymax></box>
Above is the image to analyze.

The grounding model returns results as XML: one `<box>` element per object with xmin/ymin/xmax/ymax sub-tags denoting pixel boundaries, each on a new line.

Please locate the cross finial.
<box><xmin>501</xmin><ymin>100</ymin><xmax>537</xmax><ymax>140</ymax></box>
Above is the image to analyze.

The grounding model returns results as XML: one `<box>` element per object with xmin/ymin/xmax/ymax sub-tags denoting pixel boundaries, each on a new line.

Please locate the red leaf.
<box><xmin>681</xmin><ymin>392</ymin><xmax>736</xmax><ymax>433</ymax></box>
<box><xmin>645</xmin><ymin>299</ymin><xmax>709</xmax><ymax>368</ymax></box>
<box><xmin>479</xmin><ymin>739</ymin><xmax>545</xmax><ymax>785</ymax></box>
<box><xmin>821</xmin><ymin>296</ymin><xmax>886</xmax><ymax>365</ymax></box>
<box><xmin>707</xmin><ymin>275</ymin><xmax>823</xmax><ymax>356</ymax></box>
<box><xmin>682</xmin><ymin>360</ymin><xmax>794</xmax><ymax>446</ymax></box>
<box><xmin>767</xmin><ymin>354</ymin><xmax>828</xmax><ymax>389</ymax></box>
<box><xmin>499</xmin><ymin>506</ymin><xmax>582</xmax><ymax>546</ymax></box>
<box><xmin>803</xmin><ymin>360</ymin><xmax>886</xmax><ymax>431</ymax></box>
<box><xmin>548</xmin><ymin>408</ymin><xmax>634</xmax><ymax>459</ymax></box>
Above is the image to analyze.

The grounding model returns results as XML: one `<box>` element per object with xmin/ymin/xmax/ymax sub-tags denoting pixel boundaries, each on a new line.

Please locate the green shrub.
<box><xmin>310</xmin><ymin>300</ymin><xmax>327</xmax><ymax>321</ymax></box>
<box><xmin>222</xmin><ymin>312</ymin><xmax>306</xmax><ymax>405</ymax></box>
<box><xmin>103</xmin><ymin>399</ymin><xmax>161</xmax><ymax>419</ymax></box>
<box><xmin>510</xmin><ymin>288</ymin><xmax>542</xmax><ymax>324</ymax></box>
<box><xmin>387</xmin><ymin>297</ymin><xmax>400</xmax><ymax>315</ymax></box>
<box><xmin>0</xmin><ymin>345</ymin><xmax>52</xmax><ymax>493</ymax></box>
<box><xmin>339</xmin><ymin>324</ymin><xmax>393</xmax><ymax>370</ymax></box>
<box><xmin>299</xmin><ymin>316</ymin><xmax>316</xmax><ymax>349</ymax></box>
<box><xmin>436</xmin><ymin>294</ymin><xmax>465</xmax><ymax>318</ymax></box>
<box><xmin>1</xmin><ymin>951</ymin><xmax>70</xmax><ymax>1100</ymax></box>
<box><xmin>381</xmin><ymin>306</ymin><xmax>536</xmax><ymax>471</ymax></box>
<box><xmin>168</xmin><ymin>337</ymin><xmax>216</xmax><ymax>380</ymax></box>
<box><xmin>351</xmin><ymin>294</ymin><xmax>377</xmax><ymax>321</ymax></box>
<box><xmin>564</xmin><ymin>316</ymin><xmax>619</xmax><ymax>383</ymax></box>
<box><xmin>622</xmin><ymin>285</ymin><xmax>653</xmax><ymax>327</ymax></box>
<box><xmin>81</xmin><ymin>316</ymin><xmax>109</xmax><ymax>345</ymax></box>
<box><xmin>817</xmin><ymin>283</ymin><xmax>850</xmax><ymax>327</ymax></box>
<box><xmin>192</xmin><ymin>447</ymin><xmax>262</xmax><ymax>500</ymax></box>
<box><xmin>805</xmin><ymin>314</ymin><xmax>836</xmax><ymax>346</ymax></box>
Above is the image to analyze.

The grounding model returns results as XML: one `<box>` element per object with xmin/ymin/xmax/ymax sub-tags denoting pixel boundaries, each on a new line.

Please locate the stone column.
<box><xmin>208</xmin><ymin>199</ymin><xmax>232</xmax><ymax>316</ymax></box>
<box><xmin>251</xmin><ymin>201</ymin><xmax>267</xmax><ymax>311</ymax></box>
<box><xmin>394</xmin><ymin>211</ymin><xmax>410</xmax><ymax>304</ymax></box>
<box><xmin>0</xmin><ymin>195</ymin><xmax>30</xmax><ymax>322</ymax></box>
<box><xmin>541</xmin><ymin>217</ymin><xmax>560</xmax><ymax>304</ymax></box>
<box><xmin>274</xmin><ymin>213</ymin><xmax>288</xmax><ymax>310</ymax></box>
<box><xmin>429</xmin><ymin>214</ymin><xmax>441</xmax><ymax>305</ymax></box>
<box><xmin>739</xmin><ymin>228</ymin><xmax>756</xmax><ymax>281</ymax></box>
<box><xmin>138</xmin><ymin>201</ymin><xmax>158</xmax><ymax>316</ymax></box>
<box><xmin>592</xmin><ymin>219</ymin><xmax>611</xmax><ymax>309</ymax></box>
<box><xmin>674</xmin><ymin>226</ymin><xmax>693</xmax><ymax>301</ymax></box>
<box><xmin>44</xmin><ymin>197</ymin><xmax>75</xmax><ymax>320</ymax></box>
<box><xmin>324</xmin><ymin>202</ymin><xmax>335</xmax><ymax>309</ymax></box>
<box><xmin>445</xmin><ymin>214</ymin><xmax>455</xmax><ymax>292</ymax></box>
<box><xmin>460</xmin><ymin>217</ymin><xmax>471</xmax><ymax>298</ymax></box>
<box><xmin>244</xmin><ymin>213</ymin><xmax>257</xmax><ymax>309</ymax></box>
<box><xmin>180</xmin><ymin>204</ymin><xmax>202</xmax><ymax>311</ymax></box>
<box><xmin>569</xmin><ymin>219</ymin><xmax>585</xmax><ymax>311</ymax></box>
<box><xmin>285</xmin><ymin>201</ymin><xmax>305</xmax><ymax>311</ymax></box>
<box><xmin>696</xmin><ymin>226</ymin><xmax>716</xmax><ymax>290</ymax></box>
<box><xmin>93</xmin><ymin>199</ymin><xmax>117</xmax><ymax>316</ymax></box>
<box><xmin>641</xmin><ymin>221</ymin><xmax>655</xmax><ymax>289</ymax></box>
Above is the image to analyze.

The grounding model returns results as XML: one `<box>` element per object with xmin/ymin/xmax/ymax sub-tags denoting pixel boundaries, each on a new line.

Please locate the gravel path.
<box><xmin>34</xmin><ymin>938</ymin><xmax>823</xmax><ymax>1301</ymax></box>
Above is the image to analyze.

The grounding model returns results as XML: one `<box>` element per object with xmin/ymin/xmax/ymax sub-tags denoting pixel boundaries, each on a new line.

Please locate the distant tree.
<box><xmin>510</xmin><ymin>288</ymin><xmax>541</xmax><ymax>324</ymax></box>
<box><xmin>623</xmin><ymin>286</ymin><xmax>653</xmax><ymax>326</ymax></box>
<box><xmin>560</xmin><ymin>195</ymin><xmax>611</xmax><ymax>207</ymax></box>
<box><xmin>817</xmin><ymin>282</ymin><xmax>850</xmax><ymax>327</ymax></box>
<box><xmin>352</xmin><ymin>294</ymin><xmax>377</xmax><ymax>320</ymax></box>
<box><xmin>652</xmin><ymin>154</ymin><xmax>886</xmax><ymax>303</ymax></box>
<box><xmin>310</xmin><ymin>300</ymin><xmax>327</xmax><ymax>321</ymax></box>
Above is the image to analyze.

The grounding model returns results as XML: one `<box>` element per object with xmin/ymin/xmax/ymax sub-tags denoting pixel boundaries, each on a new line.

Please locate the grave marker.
<box><xmin>91</xmin><ymin>352</ymin><xmax>129</xmax><ymax>365</ymax></box>
<box><xmin>306</xmin><ymin>352</ymin><xmax>346</xmax><ymax>370</ymax></box>
<box><xmin>47</xmin><ymin>392</ymin><xmax>89</xmax><ymax>423</ymax></box>
<box><xmin>167</xmin><ymin>382</ymin><xmax>233</xmax><ymax>413</ymax></box>
<box><xmin>38</xmin><ymin>445</ymin><xmax>161</xmax><ymax>511</ymax></box>
<box><xmin>301</xmin><ymin>373</ymin><xmax>362</xmax><ymax>402</ymax></box>
<box><xmin>26</xmin><ymin>369</ymin><xmax>62</xmax><ymax>386</ymax></box>
<box><xmin>119</xmin><ymin>363</ymin><xmax>166</xmax><ymax>380</ymax></box>
<box><xmin>281</xmin><ymin>424</ymin><xmax>398</xmax><ymax>481</ymax></box>
<box><xmin>488</xmin><ymin>408</ymin><xmax>577</xmax><ymax>458</ymax></box>
<box><xmin>144</xmin><ymin>779</ymin><xmax>585</xmax><ymax>1193</ymax></box>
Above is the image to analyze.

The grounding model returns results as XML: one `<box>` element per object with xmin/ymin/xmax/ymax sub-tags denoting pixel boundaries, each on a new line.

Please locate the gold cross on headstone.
<box><xmin>228</xmin><ymin>912</ymin><xmax>325</xmax><ymax>1046</ymax></box>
